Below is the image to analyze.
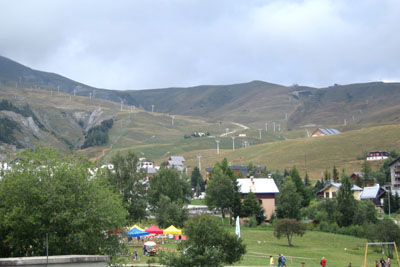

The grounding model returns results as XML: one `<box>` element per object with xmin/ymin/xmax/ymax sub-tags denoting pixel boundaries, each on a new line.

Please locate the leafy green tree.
<box><xmin>274</xmin><ymin>219</ymin><xmax>306</xmax><ymax>246</ymax></box>
<box><xmin>0</xmin><ymin>147</ymin><xmax>127</xmax><ymax>257</ymax></box>
<box><xmin>276</xmin><ymin>180</ymin><xmax>303</xmax><ymax>219</ymax></box>
<box><xmin>367</xmin><ymin>219</ymin><xmax>400</xmax><ymax>258</ymax></box>
<box><xmin>353</xmin><ymin>200</ymin><xmax>377</xmax><ymax>225</ymax></box>
<box><xmin>159</xmin><ymin>215</ymin><xmax>246</xmax><ymax>267</ymax></box>
<box><xmin>241</xmin><ymin>192</ymin><xmax>265</xmax><ymax>225</ymax></box>
<box><xmin>205</xmin><ymin>166</ymin><xmax>234</xmax><ymax>220</ymax></box>
<box><xmin>106</xmin><ymin>151</ymin><xmax>147</xmax><ymax>221</ymax></box>
<box><xmin>154</xmin><ymin>195</ymin><xmax>188</xmax><ymax>228</ymax></box>
<box><xmin>148</xmin><ymin>167</ymin><xmax>191</xmax><ymax>227</ymax></box>
<box><xmin>336</xmin><ymin>173</ymin><xmax>356</xmax><ymax>227</ymax></box>
<box><xmin>206</xmin><ymin>158</ymin><xmax>241</xmax><ymax>224</ymax></box>
<box><xmin>289</xmin><ymin>166</ymin><xmax>310</xmax><ymax>207</ymax></box>
<box><xmin>148</xmin><ymin>167</ymin><xmax>191</xmax><ymax>207</ymax></box>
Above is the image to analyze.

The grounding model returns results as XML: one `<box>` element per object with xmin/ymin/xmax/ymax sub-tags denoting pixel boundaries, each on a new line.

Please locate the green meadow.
<box><xmin>116</xmin><ymin>225</ymin><xmax>395</xmax><ymax>267</ymax></box>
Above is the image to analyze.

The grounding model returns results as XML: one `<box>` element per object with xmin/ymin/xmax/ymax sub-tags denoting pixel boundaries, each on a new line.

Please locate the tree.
<box><xmin>106</xmin><ymin>151</ymin><xmax>147</xmax><ymax>221</ymax></box>
<box><xmin>289</xmin><ymin>166</ymin><xmax>310</xmax><ymax>207</ymax></box>
<box><xmin>191</xmin><ymin>167</ymin><xmax>205</xmax><ymax>196</ymax></box>
<box><xmin>0</xmin><ymin>147</ymin><xmax>127</xmax><ymax>257</ymax></box>
<box><xmin>148</xmin><ymin>167</ymin><xmax>191</xmax><ymax>227</ymax></box>
<box><xmin>367</xmin><ymin>219</ymin><xmax>400</xmax><ymax>258</ymax></box>
<box><xmin>241</xmin><ymin>192</ymin><xmax>265</xmax><ymax>224</ymax></box>
<box><xmin>304</xmin><ymin>172</ymin><xmax>311</xmax><ymax>187</ymax></box>
<box><xmin>274</xmin><ymin>219</ymin><xmax>306</xmax><ymax>246</ymax></box>
<box><xmin>353</xmin><ymin>200</ymin><xmax>377</xmax><ymax>225</ymax></box>
<box><xmin>276</xmin><ymin>180</ymin><xmax>303</xmax><ymax>219</ymax></box>
<box><xmin>336</xmin><ymin>173</ymin><xmax>356</xmax><ymax>227</ymax></box>
<box><xmin>154</xmin><ymin>195</ymin><xmax>188</xmax><ymax>228</ymax></box>
<box><xmin>362</xmin><ymin>159</ymin><xmax>372</xmax><ymax>184</ymax></box>
<box><xmin>205</xmin><ymin>166</ymin><xmax>234</xmax><ymax>220</ymax></box>
<box><xmin>323</xmin><ymin>169</ymin><xmax>331</xmax><ymax>183</ymax></box>
<box><xmin>159</xmin><ymin>215</ymin><xmax>246</xmax><ymax>267</ymax></box>
<box><xmin>332</xmin><ymin>165</ymin><xmax>339</xmax><ymax>182</ymax></box>
<box><xmin>205</xmin><ymin>159</ymin><xmax>241</xmax><ymax>224</ymax></box>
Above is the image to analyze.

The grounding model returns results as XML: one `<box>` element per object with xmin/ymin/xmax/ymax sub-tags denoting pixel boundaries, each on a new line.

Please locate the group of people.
<box><xmin>375</xmin><ymin>257</ymin><xmax>391</xmax><ymax>267</ymax></box>
<box><xmin>269</xmin><ymin>254</ymin><xmax>287</xmax><ymax>267</ymax></box>
<box><xmin>269</xmin><ymin>255</ymin><xmax>326</xmax><ymax>266</ymax></box>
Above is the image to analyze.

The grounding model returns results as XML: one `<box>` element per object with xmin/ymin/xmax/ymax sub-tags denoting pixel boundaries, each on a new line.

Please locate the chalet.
<box><xmin>311</xmin><ymin>128</ymin><xmax>340</xmax><ymax>137</ymax></box>
<box><xmin>317</xmin><ymin>182</ymin><xmax>362</xmax><ymax>200</ymax></box>
<box><xmin>237</xmin><ymin>177</ymin><xmax>279</xmax><ymax>220</ymax></box>
<box><xmin>205</xmin><ymin>165</ymin><xmax>263</xmax><ymax>178</ymax></box>
<box><xmin>145</xmin><ymin>167</ymin><xmax>158</xmax><ymax>179</ymax></box>
<box><xmin>367</xmin><ymin>151</ymin><xmax>389</xmax><ymax>161</ymax></box>
<box><xmin>389</xmin><ymin>157</ymin><xmax>400</xmax><ymax>190</ymax></box>
<box><xmin>167</xmin><ymin>156</ymin><xmax>185</xmax><ymax>172</ymax></box>
<box><xmin>360</xmin><ymin>184</ymin><xmax>386</xmax><ymax>207</ymax></box>
<box><xmin>138</xmin><ymin>158</ymin><xmax>154</xmax><ymax>169</ymax></box>
<box><xmin>350</xmin><ymin>172</ymin><xmax>375</xmax><ymax>187</ymax></box>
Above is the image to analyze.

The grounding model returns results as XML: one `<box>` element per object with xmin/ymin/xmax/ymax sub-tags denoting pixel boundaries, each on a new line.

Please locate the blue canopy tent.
<box><xmin>127</xmin><ymin>227</ymin><xmax>149</xmax><ymax>238</ymax></box>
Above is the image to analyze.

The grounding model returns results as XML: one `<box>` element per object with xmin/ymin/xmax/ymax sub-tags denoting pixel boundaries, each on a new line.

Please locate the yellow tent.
<box><xmin>163</xmin><ymin>225</ymin><xmax>182</xmax><ymax>235</ymax></box>
<box><xmin>130</xmin><ymin>224</ymin><xmax>145</xmax><ymax>231</ymax></box>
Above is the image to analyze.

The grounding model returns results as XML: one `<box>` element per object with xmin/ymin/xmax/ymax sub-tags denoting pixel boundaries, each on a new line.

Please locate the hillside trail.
<box><xmin>220</xmin><ymin>122</ymin><xmax>249</xmax><ymax>137</ymax></box>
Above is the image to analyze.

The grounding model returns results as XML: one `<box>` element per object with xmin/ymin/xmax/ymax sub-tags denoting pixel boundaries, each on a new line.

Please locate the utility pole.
<box><xmin>197</xmin><ymin>154</ymin><xmax>202</xmax><ymax>170</ymax></box>
<box><xmin>216</xmin><ymin>140</ymin><xmax>220</xmax><ymax>155</ymax></box>
<box><xmin>232</xmin><ymin>136</ymin><xmax>235</xmax><ymax>150</ymax></box>
<box><xmin>258</xmin><ymin>129</ymin><xmax>262</xmax><ymax>139</ymax></box>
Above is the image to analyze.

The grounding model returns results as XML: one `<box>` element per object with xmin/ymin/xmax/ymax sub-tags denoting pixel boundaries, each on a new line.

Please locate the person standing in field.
<box><xmin>320</xmin><ymin>256</ymin><xmax>326</xmax><ymax>266</ymax></box>
<box><xmin>277</xmin><ymin>254</ymin><xmax>282</xmax><ymax>267</ymax></box>
<box><xmin>387</xmin><ymin>257</ymin><xmax>391</xmax><ymax>267</ymax></box>
<box><xmin>269</xmin><ymin>255</ymin><xmax>274</xmax><ymax>267</ymax></box>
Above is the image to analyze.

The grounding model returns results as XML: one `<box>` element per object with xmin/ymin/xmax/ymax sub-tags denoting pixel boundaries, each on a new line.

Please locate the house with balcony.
<box><xmin>317</xmin><ymin>182</ymin><xmax>362</xmax><ymax>200</ymax></box>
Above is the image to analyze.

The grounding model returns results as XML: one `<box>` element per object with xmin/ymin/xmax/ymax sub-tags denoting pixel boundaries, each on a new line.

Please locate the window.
<box><xmin>325</xmin><ymin>192</ymin><xmax>329</xmax><ymax>198</ymax></box>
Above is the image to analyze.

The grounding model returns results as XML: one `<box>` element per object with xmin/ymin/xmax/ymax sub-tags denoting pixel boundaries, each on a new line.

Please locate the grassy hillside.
<box><xmin>180</xmin><ymin>124</ymin><xmax>400</xmax><ymax>180</ymax></box>
<box><xmin>289</xmin><ymin>82</ymin><xmax>400</xmax><ymax>128</ymax></box>
<box><xmin>2</xmin><ymin>55</ymin><xmax>400</xmax><ymax>131</ymax></box>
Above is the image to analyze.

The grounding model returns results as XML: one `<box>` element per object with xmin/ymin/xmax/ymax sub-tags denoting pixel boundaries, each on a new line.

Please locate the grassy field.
<box><xmin>182</xmin><ymin>124</ymin><xmax>400</xmax><ymax>180</ymax></box>
<box><xmin>115</xmin><ymin>225</ymin><xmax>396</xmax><ymax>266</ymax></box>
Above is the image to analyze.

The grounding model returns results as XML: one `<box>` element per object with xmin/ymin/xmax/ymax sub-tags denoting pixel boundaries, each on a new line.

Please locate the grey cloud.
<box><xmin>0</xmin><ymin>0</ymin><xmax>399</xmax><ymax>89</ymax></box>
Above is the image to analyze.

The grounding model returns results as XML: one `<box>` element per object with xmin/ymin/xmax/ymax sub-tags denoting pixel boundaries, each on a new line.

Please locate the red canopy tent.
<box><xmin>145</xmin><ymin>225</ymin><xmax>163</xmax><ymax>235</ymax></box>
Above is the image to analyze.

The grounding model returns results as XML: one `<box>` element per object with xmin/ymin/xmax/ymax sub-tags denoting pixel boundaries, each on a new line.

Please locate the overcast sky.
<box><xmin>1</xmin><ymin>0</ymin><xmax>399</xmax><ymax>90</ymax></box>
